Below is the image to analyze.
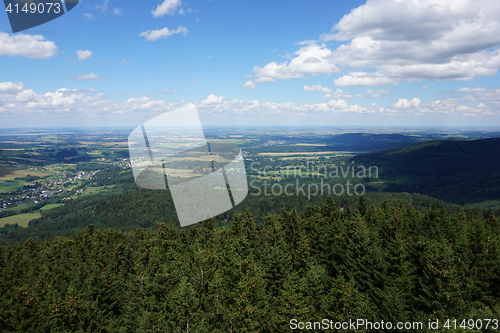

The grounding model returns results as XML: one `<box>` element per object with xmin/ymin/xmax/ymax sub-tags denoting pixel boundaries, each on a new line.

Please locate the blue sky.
<box><xmin>1</xmin><ymin>0</ymin><xmax>500</xmax><ymax>128</ymax></box>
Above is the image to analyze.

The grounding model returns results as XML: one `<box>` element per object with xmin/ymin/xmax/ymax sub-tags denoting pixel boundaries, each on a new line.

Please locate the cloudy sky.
<box><xmin>1</xmin><ymin>0</ymin><xmax>500</xmax><ymax>128</ymax></box>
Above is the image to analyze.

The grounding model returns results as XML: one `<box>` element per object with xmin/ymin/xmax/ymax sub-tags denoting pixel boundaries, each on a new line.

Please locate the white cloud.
<box><xmin>152</xmin><ymin>0</ymin><xmax>182</xmax><ymax>17</ymax></box>
<box><xmin>95</xmin><ymin>0</ymin><xmax>109</xmax><ymax>13</ymax></box>
<box><xmin>303</xmin><ymin>84</ymin><xmax>387</xmax><ymax>98</ymax></box>
<box><xmin>0</xmin><ymin>82</ymin><xmax>24</xmax><ymax>94</ymax></box>
<box><xmin>190</xmin><ymin>78</ymin><xmax>199</xmax><ymax>82</ymax></box>
<box><xmin>0</xmin><ymin>32</ymin><xmax>57</xmax><ymax>59</ymax></box>
<box><xmin>139</xmin><ymin>26</ymin><xmax>188</xmax><ymax>41</ymax></box>
<box><xmin>246</xmin><ymin>43</ymin><xmax>340</xmax><ymax>88</ymax></box>
<box><xmin>179</xmin><ymin>8</ymin><xmax>184</xmax><ymax>15</ymax></box>
<box><xmin>334</xmin><ymin>72</ymin><xmax>400</xmax><ymax>87</ymax></box>
<box><xmin>0</xmin><ymin>88</ymin><xmax>108</xmax><ymax>115</ymax></box>
<box><xmin>453</xmin><ymin>87</ymin><xmax>500</xmax><ymax>101</ymax></box>
<box><xmin>83</xmin><ymin>13</ymin><xmax>94</xmax><ymax>20</ymax></box>
<box><xmin>1</xmin><ymin>85</ymin><xmax>497</xmax><ymax>122</ymax></box>
<box><xmin>364</xmin><ymin>89</ymin><xmax>391</xmax><ymax>98</ymax></box>
<box><xmin>247</xmin><ymin>0</ymin><xmax>500</xmax><ymax>87</ymax></box>
<box><xmin>323</xmin><ymin>89</ymin><xmax>358</xmax><ymax>99</ymax></box>
<box><xmin>122</xmin><ymin>58</ymin><xmax>132</xmax><ymax>64</ymax></box>
<box><xmin>72</xmin><ymin>73</ymin><xmax>107</xmax><ymax>81</ymax></box>
<box><xmin>201</xmin><ymin>94</ymin><xmax>225</xmax><ymax>105</ymax></box>
<box><xmin>161</xmin><ymin>88</ymin><xmax>178</xmax><ymax>93</ymax></box>
<box><xmin>113</xmin><ymin>7</ymin><xmax>123</xmax><ymax>15</ymax></box>
<box><xmin>303</xmin><ymin>84</ymin><xmax>332</xmax><ymax>93</ymax></box>
<box><xmin>393</xmin><ymin>98</ymin><xmax>421</xmax><ymax>108</ymax></box>
<box><xmin>242</xmin><ymin>77</ymin><xmax>275</xmax><ymax>89</ymax></box>
<box><xmin>124</xmin><ymin>96</ymin><xmax>174</xmax><ymax>112</ymax></box>
<box><xmin>76</xmin><ymin>50</ymin><xmax>92</xmax><ymax>61</ymax></box>
<box><xmin>365</xmin><ymin>89</ymin><xmax>390</xmax><ymax>95</ymax></box>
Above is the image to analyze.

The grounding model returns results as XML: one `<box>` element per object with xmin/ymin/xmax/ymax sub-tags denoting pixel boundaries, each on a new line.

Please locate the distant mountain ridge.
<box><xmin>320</xmin><ymin>133</ymin><xmax>427</xmax><ymax>152</ymax></box>
<box><xmin>352</xmin><ymin>138</ymin><xmax>500</xmax><ymax>205</ymax></box>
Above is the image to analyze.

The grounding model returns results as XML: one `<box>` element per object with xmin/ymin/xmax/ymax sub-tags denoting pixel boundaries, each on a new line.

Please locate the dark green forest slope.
<box><xmin>320</xmin><ymin>133</ymin><xmax>426</xmax><ymax>152</ymax></box>
<box><xmin>0</xmin><ymin>183</ymin><xmax>464</xmax><ymax>243</ymax></box>
<box><xmin>352</xmin><ymin>138</ymin><xmax>500</xmax><ymax>205</ymax></box>
<box><xmin>1</xmin><ymin>198</ymin><xmax>499</xmax><ymax>332</ymax></box>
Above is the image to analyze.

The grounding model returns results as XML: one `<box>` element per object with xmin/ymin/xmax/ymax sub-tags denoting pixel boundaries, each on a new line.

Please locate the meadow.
<box><xmin>0</xmin><ymin>212</ymin><xmax>41</xmax><ymax>227</ymax></box>
<box><xmin>0</xmin><ymin>167</ymin><xmax>51</xmax><ymax>181</ymax></box>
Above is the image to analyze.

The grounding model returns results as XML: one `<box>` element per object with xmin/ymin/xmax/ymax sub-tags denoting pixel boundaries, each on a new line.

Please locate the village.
<box><xmin>0</xmin><ymin>170</ymin><xmax>101</xmax><ymax>213</ymax></box>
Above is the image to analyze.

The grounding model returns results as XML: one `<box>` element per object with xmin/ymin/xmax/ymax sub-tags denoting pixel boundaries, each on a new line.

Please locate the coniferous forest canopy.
<box><xmin>0</xmin><ymin>128</ymin><xmax>500</xmax><ymax>332</ymax></box>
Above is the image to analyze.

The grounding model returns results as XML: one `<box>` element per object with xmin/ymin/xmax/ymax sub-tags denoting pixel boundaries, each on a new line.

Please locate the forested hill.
<box><xmin>0</xmin><ymin>186</ymin><xmax>460</xmax><ymax>242</ymax></box>
<box><xmin>352</xmin><ymin>138</ymin><xmax>500</xmax><ymax>205</ymax></box>
<box><xmin>319</xmin><ymin>133</ymin><xmax>426</xmax><ymax>152</ymax></box>
<box><xmin>1</xmin><ymin>199</ymin><xmax>499</xmax><ymax>332</ymax></box>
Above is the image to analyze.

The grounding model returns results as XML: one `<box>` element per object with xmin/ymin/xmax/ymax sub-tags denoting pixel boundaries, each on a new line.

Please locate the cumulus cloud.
<box><xmin>76</xmin><ymin>50</ymin><xmax>92</xmax><ymax>61</ymax></box>
<box><xmin>95</xmin><ymin>0</ymin><xmax>109</xmax><ymax>13</ymax></box>
<box><xmin>201</xmin><ymin>94</ymin><xmax>225</xmax><ymax>105</ymax></box>
<box><xmin>303</xmin><ymin>84</ymin><xmax>332</xmax><ymax>93</ymax></box>
<box><xmin>113</xmin><ymin>7</ymin><xmax>123</xmax><ymax>15</ymax></box>
<box><xmin>152</xmin><ymin>0</ymin><xmax>182</xmax><ymax>17</ymax></box>
<box><xmin>83</xmin><ymin>13</ymin><xmax>94</xmax><ymax>20</ymax></box>
<box><xmin>453</xmin><ymin>87</ymin><xmax>500</xmax><ymax>101</ymax></box>
<box><xmin>246</xmin><ymin>0</ymin><xmax>500</xmax><ymax>87</ymax></box>
<box><xmin>0</xmin><ymin>32</ymin><xmax>57</xmax><ymax>59</ymax></box>
<box><xmin>393</xmin><ymin>98</ymin><xmax>421</xmax><ymax>108</ymax></box>
<box><xmin>0</xmin><ymin>82</ymin><xmax>24</xmax><ymax>94</ymax></box>
<box><xmin>323</xmin><ymin>89</ymin><xmax>359</xmax><ymax>99</ymax></box>
<box><xmin>0</xmin><ymin>85</ymin><xmax>497</xmax><ymax>121</ymax></box>
<box><xmin>244</xmin><ymin>43</ymin><xmax>339</xmax><ymax>88</ymax></box>
<box><xmin>242</xmin><ymin>77</ymin><xmax>275</xmax><ymax>89</ymax></box>
<box><xmin>139</xmin><ymin>26</ymin><xmax>188</xmax><ymax>41</ymax></box>
<box><xmin>334</xmin><ymin>72</ymin><xmax>399</xmax><ymax>87</ymax></box>
<box><xmin>151</xmin><ymin>88</ymin><xmax>179</xmax><ymax>95</ymax></box>
<box><xmin>303</xmin><ymin>84</ymin><xmax>389</xmax><ymax>99</ymax></box>
<box><xmin>70</xmin><ymin>73</ymin><xmax>107</xmax><ymax>81</ymax></box>
<box><xmin>161</xmin><ymin>88</ymin><xmax>178</xmax><ymax>93</ymax></box>
<box><xmin>0</xmin><ymin>87</ymin><xmax>108</xmax><ymax>115</ymax></box>
<box><xmin>364</xmin><ymin>89</ymin><xmax>391</xmax><ymax>98</ymax></box>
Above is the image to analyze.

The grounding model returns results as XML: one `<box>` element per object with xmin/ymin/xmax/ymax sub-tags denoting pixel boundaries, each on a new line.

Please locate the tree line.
<box><xmin>1</xmin><ymin>197</ymin><xmax>499</xmax><ymax>332</ymax></box>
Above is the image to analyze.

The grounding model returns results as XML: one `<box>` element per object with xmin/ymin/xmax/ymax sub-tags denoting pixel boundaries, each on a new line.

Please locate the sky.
<box><xmin>1</xmin><ymin>0</ymin><xmax>500</xmax><ymax>128</ymax></box>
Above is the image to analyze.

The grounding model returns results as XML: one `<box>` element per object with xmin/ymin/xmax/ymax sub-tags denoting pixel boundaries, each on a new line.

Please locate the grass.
<box><xmin>0</xmin><ymin>168</ymin><xmax>51</xmax><ymax>181</ymax></box>
<box><xmin>40</xmin><ymin>203</ymin><xmax>65</xmax><ymax>210</ymax></box>
<box><xmin>258</xmin><ymin>151</ymin><xmax>340</xmax><ymax>156</ymax></box>
<box><xmin>3</xmin><ymin>203</ymin><xmax>32</xmax><ymax>213</ymax></box>
<box><xmin>257</xmin><ymin>176</ymin><xmax>284</xmax><ymax>181</ymax></box>
<box><xmin>259</xmin><ymin>169</ymin><xmax>324</xmax><ymax>177</ymax></box>
<box><xmin>80</xmin><ymin>185</ymin><xmax>118</xmax><ymax>196</ymax></box>
<box><xmin>0</xmin><ymin>180</ymin><xmax>25</xmax><ymax>193</ymax></box>
<box><xmin>0</xmin><ymin>212</ymin><xmax>41</xmax><ymax>228</ymax></box>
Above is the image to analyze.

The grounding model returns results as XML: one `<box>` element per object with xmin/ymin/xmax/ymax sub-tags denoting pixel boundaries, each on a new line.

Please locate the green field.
<box><xmin>0</xmin><ymin>212</ymin><xmax>41</xmax><ymax>228</ymax></box>
<box><xmin>40</xmin><ymin>203</ymin><xmax>65</xmax><ymax>210</ymax></box>
<box><xmin>0</xmin><ymin>180</ymin><xmax>24</xmax><ymax>193</ymax></box>
<box><xmin>80</xmin><ymin>185</ymin><xmax>118</xmax><ymax>196</ymax></box>
<box><xmin>259</xmin><ymin>169</ymin><xmax>324</xmax><ymax>177</ymax></box>
<box><xmin>2</xmin><ymin>203</ymin><xmax>32</xmax><ymax>213</ymax></box>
